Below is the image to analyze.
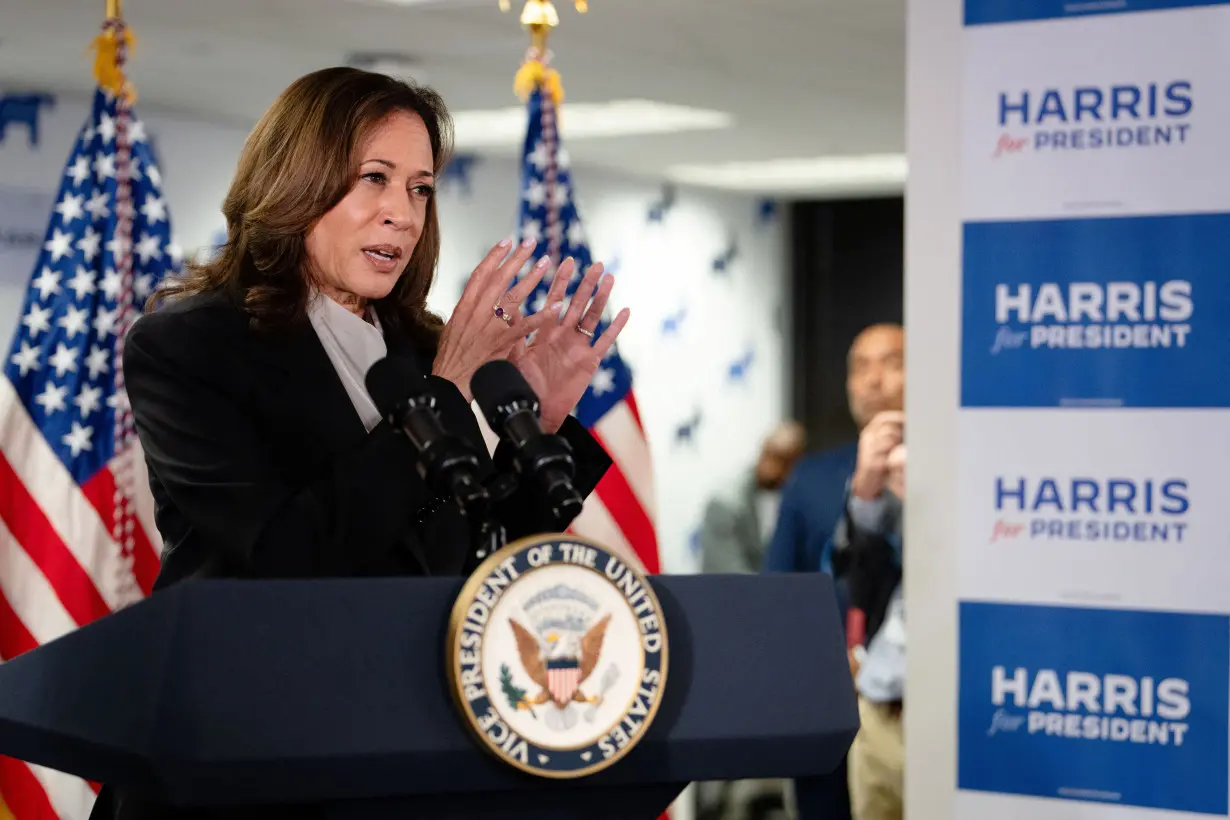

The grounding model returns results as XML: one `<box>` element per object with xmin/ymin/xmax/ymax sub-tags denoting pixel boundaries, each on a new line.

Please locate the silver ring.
<box><xmin>576</xmin><ymin>324</ymin><xmax>595</xmax><ymax>339</ymax></box>
<box><xmin>493</xmin><ymin>305</ymin><xmax>513</xmax><ymax>326</ymax></box>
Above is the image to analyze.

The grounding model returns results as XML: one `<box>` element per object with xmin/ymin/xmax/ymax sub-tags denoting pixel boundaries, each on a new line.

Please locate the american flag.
<box><xmin>0</xmin><ymin>84</ymin><xmax>180</xmax><ymax>819</ymax></box>
<box><xmin>515</xmin><ymin>85</ymin><xmax>661</xmax><ymax>576</ymax></box>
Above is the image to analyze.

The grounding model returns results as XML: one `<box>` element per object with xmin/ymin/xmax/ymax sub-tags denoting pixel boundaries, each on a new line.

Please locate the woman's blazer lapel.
<box><xmin>244</xmin><ymin>316</ymin><xmax>371</xmax><ymax>474</ymax></box>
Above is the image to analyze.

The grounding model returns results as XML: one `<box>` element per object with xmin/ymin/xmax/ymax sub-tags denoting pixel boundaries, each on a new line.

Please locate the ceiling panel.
<box><xmin>0</xmin><ymin>0</ymin><xmax>906</xmax><ymax>194</ymax></box>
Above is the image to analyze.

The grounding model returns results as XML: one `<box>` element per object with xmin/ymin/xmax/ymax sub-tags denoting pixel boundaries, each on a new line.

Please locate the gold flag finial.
<box><xmin>93</xmin><ymin>0</ymin><xmax>137</xmax><ymax>103</ymax></box>
<box><xmin>505</xmin><ymin>1</ymin><xmax>586</xmax><ymax>104</ymax></box>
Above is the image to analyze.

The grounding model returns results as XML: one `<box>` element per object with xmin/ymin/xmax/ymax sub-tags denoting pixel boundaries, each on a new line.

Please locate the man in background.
<box><xmin>762</xmin><ymin>322</ymin><xmax>904</xmax><ymax>820</ymax></box>
<box><xmin>835</xmin><ymin>429</ymin><xmax>905</xmax><ymax>820</ymax></box>
<box><xmin>700</xmin><ymin>420</ymin><xmax>807</xmax><ymax>574</ymax></box>
<box><xmin>762</xmin><ymin>323</ymin><xmax>904</xmax><ymax>578</ymax></box>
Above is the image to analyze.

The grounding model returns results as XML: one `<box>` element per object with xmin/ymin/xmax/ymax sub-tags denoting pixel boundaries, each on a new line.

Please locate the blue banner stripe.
<box><xmin>965</xmin><ymin>0</ymin><xmax>1230</xmax><ymax>25</ymax></box>
<box><xmin>958</xmin><ymin>601</ymin><xmax>1229</xmax><ymax>815</ymax></box>
<box><xmin>961</xmin><ymin>212</ymin><xmax>1230</xmax><ymax>409</ymax></box>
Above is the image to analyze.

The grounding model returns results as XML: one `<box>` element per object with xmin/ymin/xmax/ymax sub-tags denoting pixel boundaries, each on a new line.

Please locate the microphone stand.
<box><xmin>468</xmin><ymin>473</ymin><xmax>518</xmax><ymax>565</ymax></box>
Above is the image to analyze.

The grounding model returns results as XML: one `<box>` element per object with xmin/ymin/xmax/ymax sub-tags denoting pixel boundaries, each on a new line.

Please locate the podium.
<box><xmin>0</xmin><ymin>573</ymin><xmax>858</xmax><ymax>819</ymax></box>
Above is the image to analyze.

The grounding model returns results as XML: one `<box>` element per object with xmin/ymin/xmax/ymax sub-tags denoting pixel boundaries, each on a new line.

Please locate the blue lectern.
<box><xmin>0</xmin><ymin>573</ymin><xmax>857</xmax><ymax>819</ymax></box>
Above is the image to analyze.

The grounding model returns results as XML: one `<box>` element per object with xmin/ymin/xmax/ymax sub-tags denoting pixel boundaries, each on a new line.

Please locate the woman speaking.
<box><xmin>89</xmin><ymin>66</ymin><xmax>626</xmax><ymax>819</ymax></box>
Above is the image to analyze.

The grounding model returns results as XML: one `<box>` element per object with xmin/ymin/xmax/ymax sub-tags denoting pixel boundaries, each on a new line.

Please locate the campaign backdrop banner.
<box><xmin>958</xmin><ymin>601</ymin><xmax>1229</xmax><ymax>815</ymax></box>
<box><xmin>958</xmin><ymin>1</ymin><xmax>1230</xmax><ymax>818</ymax></box>
<box><xmin>962</xmin><ymin>213</ymin><xmax>1230</xmax><ymax>408</ymax></box>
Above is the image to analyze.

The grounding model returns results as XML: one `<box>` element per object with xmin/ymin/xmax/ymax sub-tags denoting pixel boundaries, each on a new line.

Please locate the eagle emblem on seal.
<box><xmin>506</xmin><ymin>613</ymin><xmax>612</xmax><ymax>713</ymax></box>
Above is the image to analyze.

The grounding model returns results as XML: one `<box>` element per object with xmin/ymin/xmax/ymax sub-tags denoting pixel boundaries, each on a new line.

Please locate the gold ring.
<box><xmin>576</xmin><ymin>324</ymin><xmax>595</xmax><ymax>339</ymax></box>
<box><xmin>493</xmin><ymin>305</ymin><xmax>513</xmax><ymax>326</ymax></box>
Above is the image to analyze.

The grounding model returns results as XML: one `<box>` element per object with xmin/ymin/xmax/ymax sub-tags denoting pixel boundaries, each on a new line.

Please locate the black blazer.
<box><xmin>89</xmin><ymin>289</ymin><xmax>611</xmax><ymax>819</ymax></box>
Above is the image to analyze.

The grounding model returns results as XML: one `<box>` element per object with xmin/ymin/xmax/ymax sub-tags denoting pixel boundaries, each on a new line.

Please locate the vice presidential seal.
<box><xmin>446</xmin><ymin>534</ymin><xmax>669</xmax><ymax>778</ymax></box>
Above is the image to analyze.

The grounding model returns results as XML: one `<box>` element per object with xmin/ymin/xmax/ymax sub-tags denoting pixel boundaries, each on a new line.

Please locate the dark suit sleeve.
<box><xmin>763</xmin><ymin>470</ymin><xmax>809</xmax><ymax>572</ymax></box>
<box><xmin>490</xmin><ymin>414</ymin><xmax>611</xmax><ymax>539</ymax></box>
<box><xmin>124</xmin><ymin>312</ymin><xmax>427</xmax><ymax>578</ymax></box>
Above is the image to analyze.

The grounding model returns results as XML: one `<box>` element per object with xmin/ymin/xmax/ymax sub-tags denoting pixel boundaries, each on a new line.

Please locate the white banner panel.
<box><xmin>957</xmin><ymin>409</ymin><xmax>1230</xmax><ymax>612</ymax></box>
<box><xmin>963</xmin><ymin>5</ymin><xmax>1230</xmax><ymax>221</ymax></box>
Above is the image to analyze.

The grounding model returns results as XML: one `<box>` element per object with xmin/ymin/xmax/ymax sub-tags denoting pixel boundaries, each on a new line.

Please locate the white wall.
<box><xmin>904</xmin><ymin>0</ymin><xmax>960</xmax><ymax>818</ymax></box>
<box><xmin>0</xmin><ymin>91</ymin><xmax>789</xmax><ymax>578</ymax></box>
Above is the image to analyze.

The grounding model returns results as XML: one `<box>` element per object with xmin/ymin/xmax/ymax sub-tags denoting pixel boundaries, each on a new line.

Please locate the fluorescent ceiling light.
<box><xmin>668</xmin><ymin>154</ymin><xmax>908</xmax><ymax>194</ymax></box>
<box><xmin>451</xmin><ymin>100</ymin><xmax>733</xmax><ymax>149</ymax></box>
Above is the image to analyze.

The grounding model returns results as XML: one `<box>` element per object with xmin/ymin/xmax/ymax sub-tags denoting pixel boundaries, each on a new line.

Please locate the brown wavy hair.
<box><xmin>153</xmin><ymin>66</ymin><xmax>453</xmax><ymax>352</ymax></box>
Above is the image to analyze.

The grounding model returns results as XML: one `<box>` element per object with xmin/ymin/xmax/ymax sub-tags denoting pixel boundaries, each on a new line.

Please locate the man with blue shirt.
<box><xmin>763</xmin><ymin>322</ymin><xmax>904</xmax><ymax>820</ymax></box>
<box><xmin>836</xmin><ymin>432</ymin><xmax>906</xmax><ymax>820</ymax></box>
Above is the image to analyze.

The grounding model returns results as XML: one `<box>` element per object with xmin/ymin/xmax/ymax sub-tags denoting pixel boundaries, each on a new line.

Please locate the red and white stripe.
<box><xmin>547</xmin><ymin>666</ymin><xmax>581</xmax><ymax>706</ymax></box>
<box><xmin>473</xmin><ymin>392</ymin><xmax>661</xmax><ymax>576</ymax></box>
<box><xmin>0</xmin><ymin>382</ymin><xmax>162</xmax><ymax>819</ymax></box>
<box><xmin>570</xmin><ymin>393</ymin><xmax>660</xmax><ymax>575</ymax></box>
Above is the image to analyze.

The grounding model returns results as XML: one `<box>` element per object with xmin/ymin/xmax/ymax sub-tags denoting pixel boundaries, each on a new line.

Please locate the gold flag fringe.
<box><xmin>89</xmin><ymin>25</ymin><xmax>137</xmax><ymax>103</ymax></box>
<box><xmin>514</xmin><ymin>59</ymin><xmax>564</xmax><ymax>105</ymax></box>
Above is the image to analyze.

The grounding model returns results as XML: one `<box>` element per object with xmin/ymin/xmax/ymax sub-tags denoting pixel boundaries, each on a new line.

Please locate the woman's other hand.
<box><xmin>432</xmin><ymin>237</ymin><xmax>562</xmax><ymax>400</ymax></box>
<box><xmin>510</xmin><ymin>257</ymin><xmax>630</xmax><ymax>433</ymax></box>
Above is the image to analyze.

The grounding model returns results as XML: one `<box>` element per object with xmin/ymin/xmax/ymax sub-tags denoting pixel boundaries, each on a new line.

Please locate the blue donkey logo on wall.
<box><xmin>0</xmin><ymin>93</ymin><xmax>56</xmax><ymax>147</ymax></box>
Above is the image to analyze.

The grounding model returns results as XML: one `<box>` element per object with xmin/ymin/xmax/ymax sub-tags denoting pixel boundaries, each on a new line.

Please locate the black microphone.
<box><xmin>365</xmin><ymin>357</ymin><xmax>489</xmax><ymax>520</ymax></box>
<box><xmin>471</xmin><ymin>360</ymin><xmax>585</xmax><ymax>529</ymax></box>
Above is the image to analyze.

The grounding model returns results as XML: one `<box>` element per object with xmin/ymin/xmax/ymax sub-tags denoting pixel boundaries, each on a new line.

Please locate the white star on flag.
<box><xmin>135</xmin><ymin>233</ymin><xmax>163</xmax><ymax>263</ymax></box>
<box><xmin>591</xmin><ymin>367</ymin><xmax>616</xmax><ymax>396</ymax></box>
<box><xmin>67</xmin><ymin>156</ymin><xmax>91</xmax><ymax>186</ymax></box>
<box><xmin>78</xmin><ymin>226</ymin><xmax>103</xmax><ymax>261</ymax></box>
<box><xmin>56</xmin><ymin>194</ymin><xmax>86</xmax><ymax>224</ymax></box>
<box><xmin>22</xmin><ymin>305</ymin><xmax>52</xmax><ymax>338</ymax></box>
<box><xmin>74</xmin><ymin>384</ymin><xmax>103</xmax><ymax>418</ymax></box>
<box><xmin>85</xmin><ymin>345</ymin><xmax>110</xmax><ymax>379</ymax></box>
<box><xmin>48</xmin><ymin>343</ymin><xmax>79</xmax><ymax>377</ymax></box>
<box><xmin>521</xmin><ymin>219</ymin><xmax>543</xmax><ymax>244</ymax></box>
<box><xmin>97</xmin><ymin>112</ymin><xmax>116</xmax><ymax>143</ymax></box>
<box><xmin>32</xmin><ymin>268</ymin><xmax>61</xmax><ymax>300</ymax></box>
<box><xmin>528</xmin><ymin>140</ymin><xmax>550</xmax><ymax>171</ymax></box>
<box><xmin>34</xmin><ymin>381</ymin><xmax>68</xmax><ymax>414</ymax></box>
<box><xmin>523</xmin><ymin>180</ymin><xmax>547</xmax><ymax>208</ymax></box>
<box><xmin>86</xmin><ymin>191</ymin><xmax>110</xmax><ymax>220</ymax></box>
<box><xmin>45</xmin><ymin>229</ymin><xmax>73</xmax><ymax>261</ymax></box>
<box><xmin>140</xmin><ymin>194</ymin><xmax>167</xmax><ymax>224</ymax></box>
<box><xmin>94</xmin><ymin>152</ymin><xmax>116</xmax><ymax>179</ymax></box>
<box><xmin>57</xmin><ymin>305</ymin><xmax>90</xmax><ymax>339</ymax></box>
<box><xmin>67</xmin><ymin>267</ymin><xmax>97</xmax><ymax>300</ymax></box>
<box><xmin>62</xmin><ymin>421</ymin><xmax>94</xmax><ymax>457</ymax></box>
<box><xmin>10</xmin><ymin>343</ymin><xmax>40</xmax><ymax>377</ymax></box>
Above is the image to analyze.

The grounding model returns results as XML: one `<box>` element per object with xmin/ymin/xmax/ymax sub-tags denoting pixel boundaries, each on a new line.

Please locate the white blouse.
<box><xmin>306</xmin><ymin>292</ymin><xmax>387</xmax><ymax>433</ymax></box>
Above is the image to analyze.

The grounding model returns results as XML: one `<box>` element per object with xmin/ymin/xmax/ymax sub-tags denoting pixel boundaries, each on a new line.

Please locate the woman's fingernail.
<box><xmin>498</xmin><ymin>237</ymin><xmax>512</xmax><ymax>248</ymax></box>
<box><xmin>522</xmin><ymin>237</ymin><xmax>537</xmax><ymax>248</ymax></box>
<box><xmin>552</xmin><ymin>301</ymin><xmax>565</xmax><ymax>313</ymax></box>
<box><xmin>535</xmin><ymin>255</ymin><xmax>550</xmax><ymax>270</ymax></box>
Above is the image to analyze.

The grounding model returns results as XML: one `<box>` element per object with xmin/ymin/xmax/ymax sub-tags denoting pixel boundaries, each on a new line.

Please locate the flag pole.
<box><xmin>95</xmin><ymin>0</ymin><xmax>144</xmax><ymax>603</ymax></box>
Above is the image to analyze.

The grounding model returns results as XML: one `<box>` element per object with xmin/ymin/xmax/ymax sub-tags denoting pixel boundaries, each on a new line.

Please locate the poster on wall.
<box><xmin>0</xmin><ymin>186</ymin><xmax>55</xmax><ymax>343</ymax></box>
<box><xmin>0</xmin><ymin>185</ymin><xmax>54</xmax><ymax>284</ymax></box>
<box><xmin>957</xmin><ymin>1</ymin><xmax>1230</xmax><ymax>818</ymax></box>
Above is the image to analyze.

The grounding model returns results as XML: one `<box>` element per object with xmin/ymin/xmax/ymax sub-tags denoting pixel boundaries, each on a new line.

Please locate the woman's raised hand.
<box><xmin>432</xmin><ymin>237</ymin><xmax>562</xmax><ymax>401</ymax></box>
<box><xmin>508</xmin><ymin>257</ymin><xmax>630</xmax><ymax>433</ymax></box>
